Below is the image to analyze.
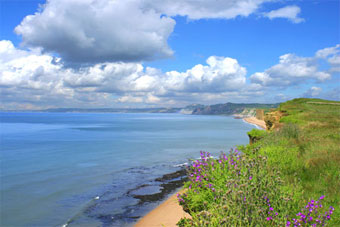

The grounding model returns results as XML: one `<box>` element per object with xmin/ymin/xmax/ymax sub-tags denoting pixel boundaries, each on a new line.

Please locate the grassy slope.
<box><xmin>177</xmin><ymin>98</ymin><xmax>340</xmax><ymax>226</ymax></box>
<box><xmin>256</xmin><ymin>98</ymin><xmax>340</xmax><ymax>224</ymax></box>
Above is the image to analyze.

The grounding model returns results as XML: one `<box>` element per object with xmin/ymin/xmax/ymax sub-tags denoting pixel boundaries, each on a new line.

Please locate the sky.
<box><xmin>0</xmin><ymin>0</ymin><xmax>339</xmax><ymax>110</ymax></box>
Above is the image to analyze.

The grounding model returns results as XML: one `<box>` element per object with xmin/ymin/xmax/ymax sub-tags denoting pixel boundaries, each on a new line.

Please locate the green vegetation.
<box><xmin>247</xmin><ymin>129</ymin><xmax>267</xmax><ymax>138</ymax></box>
<box><xmin>177</xmin><ymin>150</ymin><xmax>302</xmax><ymax>226</ymax></box>
<box><xmin>259</xmin><ymin>98</ymin><xmax>340</xmax><ymax>224</ymax></box>
<box><xmin>177</xmin><ymin>98</ymin><xmax>339</xmax><ymax>226</ymax></box>
<box><xmin>247</xmin><ymin>129</ymin><xmax>267</xmax><ymax>144</ymax></box>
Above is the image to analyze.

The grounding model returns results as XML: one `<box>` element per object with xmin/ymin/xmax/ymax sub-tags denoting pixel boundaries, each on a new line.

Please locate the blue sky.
<box><xmin>0</xmin><ymin>0</ymin><xmax>339</xmax><ymax>109</ymax></box>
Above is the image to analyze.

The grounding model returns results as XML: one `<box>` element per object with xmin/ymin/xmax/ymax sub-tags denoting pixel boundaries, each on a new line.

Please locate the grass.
<box><xmin>177</xmin><ymin>98</ymin><xmax>340</xmax><ymax>226</ymax></box>
<box><xmin>264</xmin><ymin>98</ymin><xmax>340</xmax><ymax>225</ymax></box>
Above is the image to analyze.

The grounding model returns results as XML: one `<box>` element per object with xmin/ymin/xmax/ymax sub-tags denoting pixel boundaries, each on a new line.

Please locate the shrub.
<box><xmin>247</xmin><ymin>129</ymin><xmax>267</xmax><ymax>144</ymax></box>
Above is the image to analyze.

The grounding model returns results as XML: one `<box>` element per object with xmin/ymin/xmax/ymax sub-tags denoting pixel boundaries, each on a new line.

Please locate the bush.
<box><xmin>247</xmin><ymin>129</ymin><xmax>267</xmax><ymax>144</ymax></box>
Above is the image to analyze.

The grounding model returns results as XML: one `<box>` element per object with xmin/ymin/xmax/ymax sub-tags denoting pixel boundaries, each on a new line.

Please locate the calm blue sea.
<box><xmin>0</xmin><ymin>112</ymin><xmax>255</xmax><ymax>227</ymax></box>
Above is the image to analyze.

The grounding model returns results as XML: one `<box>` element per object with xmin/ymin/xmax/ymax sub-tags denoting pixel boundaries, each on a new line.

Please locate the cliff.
<box><xmin>264</xmin><ymin>110</ymin><xmax>284</xmax><ymax>130</ymax></box>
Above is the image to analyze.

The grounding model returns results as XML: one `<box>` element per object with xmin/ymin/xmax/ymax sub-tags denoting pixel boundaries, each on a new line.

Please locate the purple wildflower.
<box><xmin>266</xmin><ymin>216</ymin><xmax>272</xmax><ymax>221</ymax></box>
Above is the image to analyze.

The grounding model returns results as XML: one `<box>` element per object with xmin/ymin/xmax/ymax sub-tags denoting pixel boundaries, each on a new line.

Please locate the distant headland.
<box><xmin>1</xmin><ymin>102</ymin><xmax>279</xmax><ymax>116</ymax></box>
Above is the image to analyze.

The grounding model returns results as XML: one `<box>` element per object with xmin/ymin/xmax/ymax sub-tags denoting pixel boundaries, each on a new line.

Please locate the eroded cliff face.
<box><xmin>264</xmin><ymin>111</ymin><xmax>284</xmax><ymax>131</ymax></box>
<box><xmin>234</xmin><ymin>108</ymin><xmax>256</xmax><ymax>118</ymax></box>
<box><xmin>247</xmin><ymin>109</ymin><xmax>283</xmax><ymax>145</ymax></box>
<box><xmin>255</xmin><ymin>109</ymin><xmax>264</xmax><ymax>120</ymax></box>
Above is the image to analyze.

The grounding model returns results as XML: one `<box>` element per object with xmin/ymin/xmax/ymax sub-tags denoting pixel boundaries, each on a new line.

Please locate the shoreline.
<box><xmin>134</xmin><ymin>189</ymin><xmax>190</xmax><ymax>227</ymax></box>
<box><xmin>243</xmin><ymin>116</ymin><xmax>266</xmax><ymax>130</ymax></box>
<box><xmin>135</xmin><ymin>116</ymin><xmax>266</xmax><ymax>226</ymax></box>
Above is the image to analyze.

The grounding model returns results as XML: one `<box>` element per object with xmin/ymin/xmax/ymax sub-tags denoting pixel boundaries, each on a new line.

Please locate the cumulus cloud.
<box><xmin>2</xmin><ymin>40</ymin><xmax>338</xmax><ymax>109</ymax></box>
<box><xmin>61</xmin><ymin>55</ymin><xmax>247</xmax><ymax>94</ymax></box>
<box><xmin>315</xmin><ymin>44</ymin><xmax>340</xmax><ymax>73</ymax></box>
<box><xmin>116</xmin><ymin>94</ymin><xmax>161</xmax><ymax>104</ymax></box>
<box><xmin>263</xmin><ymin>5</ymin><xmax>304</xmax><ymax>23</ymax></box>
<box><xmin>250</xmin><ymin>45</ymin><xmax>340</xmax><ymax>90</ymax></box>
<box><xmin>328</xmin><ymin>56</ymin><xmax>340</xmax><ymax>73</ymax></box>
<box><xmin>0</xmin><ymin>41</ymin><xmax>77</xmax><ymax>109</ymax></box>
<box><xmin>302</xmin><ymin>86</ymin><xmax>322</xmax><ymax>98</ymax></box>
<box><xmin>250</xmin><ymin>53</ymin><xmax>331</xmax><ymax>87</ymax></box>
<box><xmin>164</xmin><ymin>56</ymin><xmax>246</xmax><ymax>93</ymax></box>
<box><xmin>15</xmin><ymin>0</ymin><xmax>175</xmax><ymax>64</ymax></box>
<box><xmin>15</xmin><ymin>0</ymin><xmax>274</xmax><ymax>64</ymax></box>
<box><xmin>0</xmin><ymin>40</ymin><xmax>248</xmax><ymax>109</ymax></box>
<box><xmin>315</xmin><ymin>44</ymin><xmax>340</xmax><ymax>59</ymax></box>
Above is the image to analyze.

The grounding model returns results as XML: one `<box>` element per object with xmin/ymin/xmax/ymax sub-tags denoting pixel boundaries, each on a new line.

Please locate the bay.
<box><xmin>0</xmin><ymin>112</ymin><xmax>255</xmax><ymax>226</ymax></box>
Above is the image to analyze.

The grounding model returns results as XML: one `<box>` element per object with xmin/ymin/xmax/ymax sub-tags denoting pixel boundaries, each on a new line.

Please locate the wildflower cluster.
<box><xmin>264</xmin><ymin>196</ymin><xmax>279</xmax><ymax>221</ymax></box>
<box><xmin>177</xmin><ymin>148</ymin><xmax>335</xmax><ymax>227</ymax></box>
<box><xmin>287</xmin><ymin>195</ymin><xmax>335</xmax><ymax>227</ymax></box>
<box><xmin>177</xmin><ymin>149</ymin><xmax>298</xmax><ymax>226</ymax></box>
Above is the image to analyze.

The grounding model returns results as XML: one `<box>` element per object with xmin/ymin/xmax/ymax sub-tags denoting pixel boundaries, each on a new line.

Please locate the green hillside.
<box><xmin>258</xmin><ymin>98</ymin><xmax>340</xmax><ymax>224</ymax></box>
<box><xmin>177</xmin><ymin>98</ymin><xmax>340</xmax><ymax>226</ymax></box>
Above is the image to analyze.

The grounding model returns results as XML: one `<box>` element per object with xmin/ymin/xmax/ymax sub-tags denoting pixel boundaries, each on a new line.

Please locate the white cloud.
<box><xmin>164</xmin><ymin>56</ymin><xmax>246</xmax><ymax>92</ymax></box>
<box><xmin>328</xmin><ymin>55</ymin><xmax>340</xmax><ymax>65</ymax></box>
<box><xmin>15</xmin><ymin>0</ymin><xmax>175</xmax><ymax>64</ymax></box>
<box><xmin>315</xmin><ymin>44</ymin><xmax>340</xmax><ymax>59</ymax></box>
<box><xmin>0</xmin><ymin>41</ymin><xmax>78</xmax><ymax>109</ymax></box>
<box><xmin>63</xmin><ymin>56</ymin><xmax>247</xmax><ymax>95</ymax></box>
<box><xmin>250</xmin><ymin>45</ymin><xmax>340</xmax><ymax>90</ymax></box>
<box><xmin>0</xmin><ymin>40</ymin><xmax>248</xmax><ymax>109</ymax></box>
<box><xmin>249</xmin><ymin>72</ymin><xmax>273</xmax><ymax>87</ymax></box>
<box><xmin>263</xmin><ymin>5</ymin><xmax>304</xmax><ymax>23</ymax></box>
<box><xmin>14</xmin><ymin>0</ymin><xmax>274</xmax><ymax>64</ymax></box>
<box><xmin>62</xmin><ymin>55</ymin><xmax>247</xmax><ymax>96</ymax></box>
<box><xmin>0</xmin><ymin>41</ymin><xmax>62</xmax><ymax>89</ymax></box>
<box><xmin>116</xmin><ymin>96</ymin><xmax>143</xmax><ymax>103</ymax></box>
<box><xmin>250</xmin><ymin>53</ymin><xmax>331</xmax><ymax>87</ymax></box>
<box><xmin>2</xmin><ymin>40</ymin><xmax>338</xmax><ymax>109</ymax></box>
<box><xmin>315</xmin><ymin>44</ymin><xmax>340</xmax><ymax>73</ymax></box>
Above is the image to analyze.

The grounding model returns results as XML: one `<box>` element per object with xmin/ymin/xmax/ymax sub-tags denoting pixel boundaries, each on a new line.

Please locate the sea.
<box><xmin>0</xmin><ymin>112</ymin><xmax>256</xmax><ymax>227</ymax></box>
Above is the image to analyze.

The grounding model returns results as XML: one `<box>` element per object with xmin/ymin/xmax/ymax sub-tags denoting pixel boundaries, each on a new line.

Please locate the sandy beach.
<box><xmin>243</xmin><ymin>117</ymin><xmax>266</xmax><ymax>129</ymax></box>
<box><xmin>135</xmin><ymin>191</ymin><xmax>190</xmax><ymax>227</ymax></box>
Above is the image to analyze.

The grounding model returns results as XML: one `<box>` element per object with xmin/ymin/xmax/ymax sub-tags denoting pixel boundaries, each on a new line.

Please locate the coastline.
<box><xmin>134</xmin><ymin>190</ymin><xmax>190</xmax><ymax>227</ymax></box>
<box><xmin>135</xmin><ymin>116</ymin><xmax>267</xmax><ymax>226</ymax></box>
<box><xmin>243</xmin><ymin>116</ymin><xmax>266</xmax><ymax>129</ymax></box>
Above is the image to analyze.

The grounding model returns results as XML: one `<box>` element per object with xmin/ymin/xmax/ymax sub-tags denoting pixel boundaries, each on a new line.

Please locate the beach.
<box><xmin>135</xmin><ymin>191</ymin><xmax>190</xmax><ymax>227</ymax></box>
<box><xmin>243</xmin><ymin>117</ymin><xmax>266</xmax><ymax>129</ymax></box>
